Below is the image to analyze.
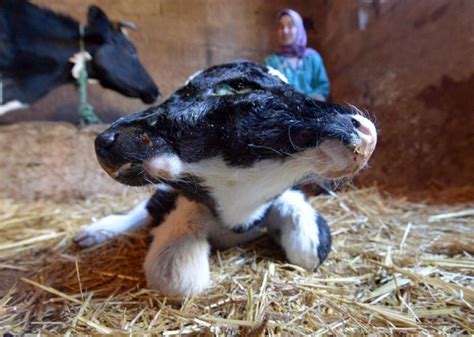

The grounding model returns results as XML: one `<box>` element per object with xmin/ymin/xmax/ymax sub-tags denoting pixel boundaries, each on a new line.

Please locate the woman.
<box><xmin>265</xmin><ymin>9</ymin><xmax>330</xmax><ymax>101</ymax></box>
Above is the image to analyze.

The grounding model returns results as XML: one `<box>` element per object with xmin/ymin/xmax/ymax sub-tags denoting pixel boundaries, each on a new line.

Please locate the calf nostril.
<box><xmin>351</xmin><ymin>115</ymin><xmax>374</xmax><ymax>136</ymax></box>
<box><xmin>98</xmin><ymin>132</ymin><xmax>118</xmax><ymax>149</ymax></box>
<box><xmin>351</xmin><ymin>117</ymin><xmax>361</xmax><ymax>129</ymax></box>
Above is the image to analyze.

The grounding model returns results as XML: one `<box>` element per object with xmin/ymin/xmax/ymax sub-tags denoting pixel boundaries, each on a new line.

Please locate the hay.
<box><xmin>0</xmin><ymin>187</ymin><xmax>473</xmax><ymax>335</ymax></box>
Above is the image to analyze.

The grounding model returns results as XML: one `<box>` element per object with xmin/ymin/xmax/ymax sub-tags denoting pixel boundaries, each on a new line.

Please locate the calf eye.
<box><xmin>211</xmin><ymin>79</ymin><xmax>261</xmax><ymax>96</ymax></box>
<box><xmin>212</xmin><ymin>84</ymin><xmax>235</xmax><ymax>96</ymax></box>
<box><xmin>142</xmin><ymin>133</ymin><xmax>153</xmax><ymax>147</ymax></box>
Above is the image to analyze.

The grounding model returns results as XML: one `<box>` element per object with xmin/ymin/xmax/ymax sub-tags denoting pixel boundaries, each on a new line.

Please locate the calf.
<box><xmin>0</xmin><ymin>0</ymin><xmax>159</xmax><ymax>116</ymax></box>
<box><xmin>75</xmin><ymin>61</ymin><xmax>377</xmax><ymax>296</ymax></box>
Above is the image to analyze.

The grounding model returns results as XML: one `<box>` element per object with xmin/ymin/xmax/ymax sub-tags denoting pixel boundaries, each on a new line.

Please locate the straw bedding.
<box><xmin>0</xmin><ymin>187</ymin><xmax>473</xmax><ymax>335</ymax></box>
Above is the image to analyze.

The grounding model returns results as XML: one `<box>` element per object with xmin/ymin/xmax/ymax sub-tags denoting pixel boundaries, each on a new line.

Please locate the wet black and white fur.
<box><xmin>75</xmin><ymin>61</ymin><xmax>377</xmax><ymax>297</ymax></box>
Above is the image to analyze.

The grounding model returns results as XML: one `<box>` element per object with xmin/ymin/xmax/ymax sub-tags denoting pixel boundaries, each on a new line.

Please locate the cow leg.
<box><xmin>144</xmin><ymin>196</ymin><xmax>214</xmax><ymax>297</ymax></box>
<box><xmin>263</xmin><ymin>189</ymin><xmax>332</xmax><ymax>271</ymax></box>
<box><xmin>0</xmin><ymin>100</ymin><xmax>29</xmax><ymax>116</ymax></box>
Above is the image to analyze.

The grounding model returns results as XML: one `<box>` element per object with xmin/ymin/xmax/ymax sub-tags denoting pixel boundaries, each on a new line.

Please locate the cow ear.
<box><xmin>87</xmin><ymin>5</ymin><xmax>112</xmax><ymax>40</ymax></box>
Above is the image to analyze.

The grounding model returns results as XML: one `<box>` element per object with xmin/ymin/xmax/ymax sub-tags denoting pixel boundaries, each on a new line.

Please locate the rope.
<box><xmin>76</xmin><ymin>25</ymin><xmax>101</xmax><ymax>124</ymax></box>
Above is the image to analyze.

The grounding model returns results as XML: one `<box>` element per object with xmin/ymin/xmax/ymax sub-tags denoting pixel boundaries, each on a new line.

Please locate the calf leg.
<box><xmin>144</xmin><ymin>196</ymin><xmax>215</xmax><ymax>297</ymax></box>
<box><xmin>75</xmin><ymin>199</ymin><xmax>151</xmax><ymax>247</ymax></box>
<box><xmin>264</xmin><ymin>189</ymin><xmax>332</xmax><ymax>271</ymax></box>
<box><xmin>75</xmin><ymin>184</ymin><xmax>174</xmax><ymax>248</ymax></box>
<box><xmin>208</xmin><ymin>223</ymin><xmax>265</xmax><ymax>250</ymax></box>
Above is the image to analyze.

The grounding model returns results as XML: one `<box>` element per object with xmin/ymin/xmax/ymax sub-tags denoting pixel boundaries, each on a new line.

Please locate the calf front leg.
<box><xmin>75</xmin><ymin>184</ymin><xmax>174</xmax><ymax>247</ymax></box>
<box><xmin>264</xmin><ymin>189</ymin><xmax>332</xmax><ymax>271</ymax></box>
<box><xmin>144</xmin><ymin>196</ymin><xmax>215</xmax><ymax>297</ymax></box>
<box><xmin>75</xmin><ymin>199</ymin><xmax>152</xmax><ymax>247</ymax></box>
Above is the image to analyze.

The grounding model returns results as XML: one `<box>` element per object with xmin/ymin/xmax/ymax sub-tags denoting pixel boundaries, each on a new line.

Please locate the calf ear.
<box><xmin>87</xmin><ymin>5</ymin><xmax>112</xmax><ymax>41</ymax></box>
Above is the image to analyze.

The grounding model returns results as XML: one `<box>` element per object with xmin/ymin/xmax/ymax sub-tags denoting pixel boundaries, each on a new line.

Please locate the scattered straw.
<box><xmin>428</xmin><ymin>209</ymin><xmax>474</xmax><ymax>222</ymax></box>
<box><xmin>0</xmin><ymin>187</ymin><xmax>473</xmax><ymax>335</ymax></box>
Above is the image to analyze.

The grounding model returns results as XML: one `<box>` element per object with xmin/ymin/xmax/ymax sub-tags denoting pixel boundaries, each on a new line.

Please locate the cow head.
<box><xmin>86</xmin><ymin>6</ymin><xmax>159</xmax><ymax>104</ymax></box>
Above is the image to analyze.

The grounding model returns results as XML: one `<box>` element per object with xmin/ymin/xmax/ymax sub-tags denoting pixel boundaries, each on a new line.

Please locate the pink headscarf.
<box><xmin>277</xmin><ymin>8</ymin><xmax>316</xmax><ymax>58</ymax></box>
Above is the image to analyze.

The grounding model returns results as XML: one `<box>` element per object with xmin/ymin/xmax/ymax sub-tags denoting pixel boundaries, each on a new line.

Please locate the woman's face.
<box><xmin>278</xmin><ymin>15</ymin><xmax>297</xmax><ymax>46</ymax></box>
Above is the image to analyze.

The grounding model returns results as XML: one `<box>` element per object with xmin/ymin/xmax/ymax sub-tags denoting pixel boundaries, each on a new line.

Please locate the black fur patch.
<box><xmin>316</xmin><ymin>214</ymin><xmax>332</xmax><ymax>264</ymax></box>
<box><xmin>146</xmin><ymin>188</ymin><xmax>178</xmax><ymax>226</ymax></box>
<box><xmin>165</xmin><ymin>174</ymin><xmax>218</xmax><ymax>216</ymax></box>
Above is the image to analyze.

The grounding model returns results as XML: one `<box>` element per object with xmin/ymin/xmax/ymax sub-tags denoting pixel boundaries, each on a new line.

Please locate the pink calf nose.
<box><xmin>351</xmin><ymin>114</ymin><xmax>377</xmax><ymax>159</ymax></box>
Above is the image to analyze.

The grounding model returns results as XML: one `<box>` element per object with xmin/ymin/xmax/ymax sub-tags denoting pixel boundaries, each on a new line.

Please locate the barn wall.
<box><xmin>316</xmin><ymin>0</ymin><xmax>474</xmax><ymax>189</ymax></box>
<box><xmin>0</xmin><ymin>122</ymin><xmax>124</xmax><ymax>201</ymax></box>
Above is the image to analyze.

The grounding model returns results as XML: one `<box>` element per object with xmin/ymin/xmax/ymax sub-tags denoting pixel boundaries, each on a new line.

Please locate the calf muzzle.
<box><xmin>95</xmin><ymin>123</ymin><xmax>159</xmax><ymax>186</ymax></box>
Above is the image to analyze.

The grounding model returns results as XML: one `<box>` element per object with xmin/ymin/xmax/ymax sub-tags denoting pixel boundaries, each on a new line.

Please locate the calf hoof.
<box><xmin>74</xmin><ymin>215</ymin><xmax>125</xmax><ymax>247</ymax></box>
<box><xmin>285</xmin><ymin>214</ymin><xmax>332</xmax><ymax>271</ymax></box>
<box><xmin>265</xmin><ymin>189</ymin><xmax>333</xmax><ymax>271</ymax></box>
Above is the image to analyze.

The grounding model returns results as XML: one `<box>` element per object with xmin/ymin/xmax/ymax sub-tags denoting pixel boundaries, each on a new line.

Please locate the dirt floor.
<box><xmin>0</xmin><ymin>187</ymin><xmax>472</xmax><ymax>335</ymax></box>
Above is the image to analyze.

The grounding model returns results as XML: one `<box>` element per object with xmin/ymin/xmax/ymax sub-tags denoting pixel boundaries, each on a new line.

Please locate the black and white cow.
<box><xmin>75</xmin><ymin>61</ymin><xmax>377</xmax><ymax>297</ymax></box>
<box><xmin>0</xmin><ymin>0</ymin><xmax>159</xmax><ymax>116</ymax></box>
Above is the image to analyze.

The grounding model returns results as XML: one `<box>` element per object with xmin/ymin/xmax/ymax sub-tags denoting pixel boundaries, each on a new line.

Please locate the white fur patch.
<box><xmin>144</xmin><ymin>154</ymin><xmax>183</xmax><ymax>180</ymax></box>
<box><xmin>264</xmin><ymin>189</ymin><xmax>321</xmax><ymax>270</ymax></box>
<box><xmin>144</xmin><ymin>196</ymin><xmax>213</xmax><ymax>296</ymax></box>
<box><xmin>317</xmin><ymin>140</ymin><xmax>355</xmax><ymax>177</ymax></box>
<box><xmin>145</xmin><ymin>237</ymin><xmax>211</xmax><ymax>296</ymax></box>
<box><xmin>266</xmin><ymin>66</ymin><xmax>289</xmax><ymax>83</ymax></box>
<box><xmin>75</xmin><ymin>199</ymin><xmax>151</xmax><ymax>247</ymax></box>
<box><xmin>184</xmin><ymin>69</ymin><xmax>203</xmax><ymax>85</ymax></box>
<box><xmin>69</xmin><ymin>51</ymin><xmax>92</xmax><ymax>80</ymax></box>
<box><xmin>352</xmin><ymin>114</ymin><xmax>377</xmax><ymax>157</ymax></box>
<box><xmin>184</xmin><ymin>156</ymin><xmax>315</xmax><ymax>229</ymax></box>
<box><xmin>315</xmin><ymin>115</ymin><xmax>377</xmax><ymax>178</ymax></box>
<box><xmin>0</xmin><ymin>101</ymin><xmax>29</xmax><ymax>116</ymax></box>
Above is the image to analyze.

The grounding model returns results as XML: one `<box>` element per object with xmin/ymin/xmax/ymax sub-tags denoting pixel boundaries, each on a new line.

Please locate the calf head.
<box><xmin>86</xmin><ymin>6</ymin><xmax>159</xmax><ymax>104</ymax></box>
<box><xmin>95</xmin><ymin>61</ymin><xmax>376</xmax><ymax>195</ymax></box>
